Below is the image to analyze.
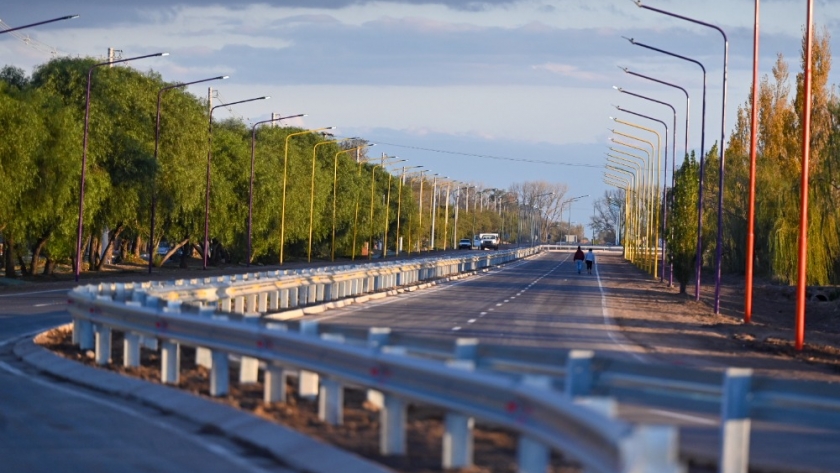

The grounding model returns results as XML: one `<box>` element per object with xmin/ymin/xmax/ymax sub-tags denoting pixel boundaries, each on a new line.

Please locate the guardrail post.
<box><xmin>233</xmin><ymin>296</ymin><xmax>245</xmax><ymax>314</ymax></box>
<box><xmin>366</xmin><ymin>328</ymin><xmax>392</xmax><ymax>409</ymax></box>
<box><xmin>210</xmin><ymin>349</ymin><xmax>229</xmax><ymax>396</ymax></box>
<box><xmin>264</xmin><ymin>363</ymin><xmax>287</xmax><ymax>404</ymax></box>
<box><xmin>454</xmin><ymin>338</ymin><xmax>478</xmax><ymax>361</ymax></box>
<box><xmin>315</xmin><ymin>283</ymin><xmax>324</xmax><ymax>302</ymax></box>
<box><xmin>246</xmin><ymin>293</ymin><xmax>258</xmax><ymax>313</ymax></box>
<box><xmin>517</xmin><ymin>436</ymin><xmax>549</xmax><ymax>473</ymax></box>
<box><xmin>623</xmin><ymin>425</ymin><xmax>682</xmax><ymax>473</ymax></box>
<box><xmin>239</xmin><ymin>314</ymin><xmax>261</xmax><ymax>384</ymax></box>
<box><xmin>268</xmin><ymin>291</ymin><xmax>280</xmax><ymax>311</ymax></box>
<box><xmin>318</xmin><ymin>377</ymin><xmax>343</xmax><ymax>425</ymax></box>
<box><xmin>77</xmin><ymin>318</ymin><xmax>94</xmax><ymax>350</ymax></box>
<box><xmin>94</xmin><ymin>323</ymin><xmax>111</xmax><ymax>365</ymax></box>
<box><xmin>443</xmin><ymin>413</ymin><xmax>474</xmax><ymax>468</ymax></box>
<box><xmin>298</xmin><ymin>320</ymin><xmax>320</xmax><ymax>399</ymax></box>
<box><xmin>72</xmin><ymin>318</ymin><xmax>80</xmax><ymax>344</ymax></box>
<box><xmin>565</xmin><ymin>350</ymin><xmax>594</xmax><ymax>397</ymax></box>
<box><xmin>720</xmin><ymin>368</ymin><xmax>753</xmax><ymax>473</ymax></box>
<box><xmin>123</xmin><ymin>332</ymin><xmax>140</xmax><ymax>367</ymax></box>
<box><xmin>161</xmin><ymin>340</ymin><xmax>180</xmax><ymax>385</ymax></box>
<box><xmin>380</xmin><ymin>394</ymin><xmax>407</xmax><ymax>455</ymax></box>
<box><xmin>195</xmin><ymin>306</ymin><xmax>215</xmax><ymax>369</ymax></box>
<box><xmin>220</xmin><ymin>297</ymin><xmax>232</xmax><ymax>312</ymax></box>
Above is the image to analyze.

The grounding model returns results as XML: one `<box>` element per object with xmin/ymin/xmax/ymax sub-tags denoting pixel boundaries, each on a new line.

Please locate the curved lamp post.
<box><xmin>604</xmin><ymin>173</ymin><xmax>633</xmax><ymax>258</ymax></box>
<box><xmin>560</xmin><ymin>194</ymin><xmax>588</xmax><ymax>246</ymax></box>
<box><xmin>609</xmin><ymin>136</ymin><xmax>654</xmax><ymax>272</ymax></box>
<box><xmin>332</xmin><ymin>143</ymin><xmax>373</xmax><ymax>261</ymax></box>
<box><xmin>0</xmin><ymin>14</ymin><xmax>78</xmax><ymax>35</ymax></box>
<box><xmin>369</xmin><ymin>157</ymin><xmax>405</xmax><ymax>259</ymax></box>
<box><xmin>309</xmin><ymin>138</ymin><xmax>346</xmax><ymax>262</ymax></box>
<box><xmin>396</xmin><ymin>165</ymin><xmax>423</xmax><ymax>256</ymax></box>
<box><xmin>611</xmin><ymin>117</ymin><xmax>661</xmax><ymax>278</ymax></box>
<box><xmin>149</xmin><ymin>74</ymin><xmax>228</xmax><ymax>274</ymax></box>
<box><xmin>605</xmin><ymin>164</ymin><xmax>637</xmax><ymax>259</ymax></box>
<box><xmin>607</xmin><ymin>155</ymin><xmax>644</xmax><ymax>262</ymax></box>
<box><xmin>203</xmin><ymin>95</ymin><xmax>270</xmax><ymax>270</ymax></box>
<box><xmin>247</xmin><ymin>113</ymin><xmax>306</xmax><ymax>266</ymax></box>
<box><xmin>615</xmin><ymin>105</ymin><xmax>670</xmax><ymax>283</ymax></box>
<box><xmin>280</xmin><ymin>126</ymin><xmax>334</xmax><ymax>264</ymax></box>
<box><xmin>381</xmin><ymin>159</ymin><xmax>409</xmax><ymax>258</ymax></box>
<box><xmin>635</xmin><ymin>0</ymin><xmax>729</xmax><ymax>314</ymax></box>
<box><xmin>75</xmin><ymin>51</ymin><xmax>169</xmax><ymax>281</ymax></box>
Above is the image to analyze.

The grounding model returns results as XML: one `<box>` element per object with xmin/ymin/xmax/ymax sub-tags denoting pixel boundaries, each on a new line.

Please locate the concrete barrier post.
<box><xmin>94</xmin><ymin>323</ymin><xmax>111</xmax><ymax>365</ymax></box>
<box><xmin>442</xmin><ymin>413</ymin><xmax>474</xmax><ymax>468</ymax></box>
<box><xmin>210</xmin><ymin>350</ymin><xmax>229</xmax><ymax>396</ymax></box>
<box><xmin>246</xmin><ymin>294</ymin><xmax>258</xmax><ymax>313</ymax></box>
<box><xmin>239</xmin><ymin>314</ymin><xmax>261</xmax><ymax>384</ymax></box>
<box><xmin>123</xmin><ymin>332</ymin><xmax>141</xmax><ymax>367</ymax></box>
<box><xmin>264</xmin><ymin>364</ymin><xmax>287</xmax><ymax>404</ymax></box>
<box><xmin>318</xmin><ymin>377</ymin><xmax>344</xmax><ymax>425</ymax></box>
<box><xmin>565</xmin><ymin>350</ymin><xmax>595</xmax><ymax>397</ymax></box>
<box><xmin>315</xmin><ymin>283</ymin><xmax>325</xmax><ymax>302</ymax></box>
<box><xmin>517</xmin><ymin>436</ymin><xmax>549</xmax><ymax>473</ymax></box>
<box><xmin>380</xmin><ymin>394</ymin><xmax>407</xmax><ymax>455</ymax></box>
<box><xmin>268</xmin><ymin>291</ymin><xmax>280</xmax><ymax>311</ymax></box>
<box><xmin>220</xmin><ymin>298</ymin><xmax>232</xmax><ymax>312</ymax></box>
<box><xmin>233</xmin><ymin>296</ymin><xmax>245</xmax><ymax>314</ymax></box>
<box><xmin>161</xmin><ymin>339</ymin><xmax>180</xmax><ymax>385</ymax></box>
<box><xmin>72</xmin><ymin>318</ymin><xmax>80</xmax><ymax>344</ymax></box>
<box><xmin>720</xmin><ymin>368</ymin><xmax>753</xmax><ymax>473</ymax></box>
<box><xmin>298</xmin><ymin>321</ymin><xmax>320</xmax><ymax>398</ymax></box>
<box><xmin>77</xmin><ymin>318</ymin><xmax>94</xmax><ymax>350</ymax></box>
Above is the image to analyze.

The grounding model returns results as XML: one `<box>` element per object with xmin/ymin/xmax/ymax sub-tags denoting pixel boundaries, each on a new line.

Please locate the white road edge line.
<box><xmin>595</xmin><ymin>263</ymin><xmax>648</xmax><ymax>363</ymax></box>
<box><xmin>0</xmin><ymin>289</ymin><xmax>69</xmax><ymax>298</ymax></box>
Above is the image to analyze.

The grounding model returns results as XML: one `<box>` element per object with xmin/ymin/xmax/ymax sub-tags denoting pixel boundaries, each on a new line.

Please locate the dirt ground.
<box><xmin>32</xmin><ymin>251</ymin><xmax>840</xmax><ymax>472</ymax></box>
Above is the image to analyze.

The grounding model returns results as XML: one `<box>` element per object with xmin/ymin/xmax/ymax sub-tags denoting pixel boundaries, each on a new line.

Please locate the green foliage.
<box><xmin>668</xmin><ymin>152</ymin><xmax>700</xmax><ymax>294</ymax></box>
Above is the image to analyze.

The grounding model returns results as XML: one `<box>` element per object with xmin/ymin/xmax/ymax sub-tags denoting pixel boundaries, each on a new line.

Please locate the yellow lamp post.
<box><xmin>612</xmin><ymin>117</ymin><xmax>663</xmax><ymax>280</ymax></box>
<box><xmin>608</xmin><ymin>145</ymin><xmax>651</xmax><ymax>272</ymax></box>
<box><xmin>395</xmin><ymin>165</ymin><xmax>423</xmax><ymax>256</ymax></box>
<box><xmin>379</xmin><ymin>158</ymin><xmax>407</xmax><ymax>258</ymax></box>
<box><xmin>368</xmin><ymin>156</ymin><xmax>404</xmax><ymax>259</ymax></box>
<box><xmin>332</xmin><ymin>143</ymin><xmax>373</xmax><ymax>261</ymax></box>
<box><xmin>606</xmin><ymin>157</ymin><xmax>641</xmax><ymax>262</ymax></box>
<box><xmin>605</xmin><ymin>164</ymin><xmax>639</xmax><ymax>261</ymax></box>
<box><xmin>280</xmin><ymin>126</ymin><xmax>334</xmax><ymax>264</ymax></box>
<box><xmin>604</xmin><ymin>175</ymin><xmax>632</xmax><ymax>258</ymax></box>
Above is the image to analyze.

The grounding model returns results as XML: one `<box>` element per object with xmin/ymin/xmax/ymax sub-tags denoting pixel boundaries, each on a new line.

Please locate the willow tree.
<box><xmin>668</xmin><ymin>152</ymin><xmax>700</xmax><ymax>294</ymax></box>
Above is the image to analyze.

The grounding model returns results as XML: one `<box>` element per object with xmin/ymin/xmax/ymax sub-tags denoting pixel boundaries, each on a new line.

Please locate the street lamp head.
<box><xmin>218</xmin><ymin>75</ymin><xmax>230</xmax><ymax>80</ymax></box>
<box><xmin>621</xmin><ymin>36</ymin><xmax>635</xmax><ymax>45</ymax></box>
<box><xmin>612</xmin><ymin>86</ymin><xmax>623</xmax><ymax>92</ymax></box>
<box><xmin>158</xmin><ymin>52</ymin><xmax>170</xmax><ymax>57</ymax></box>
<box><xmin>634</xmin><ymin>0</ymin><xmax>643</xmax><ymax>6</ymax></box>
<box><xmin>617</xmin><ymin>65</ymin><xmax>629</xmax><ymax>73</ymax></box>
<box><xmin>66</xmin><ymin>15</ymin><xmax>81</xmax><ymax>20</ymax></box>
<box><xmin>260</xmin><ymin>96</ymin><xmax>270</xmax><ymax>100</ymax></box>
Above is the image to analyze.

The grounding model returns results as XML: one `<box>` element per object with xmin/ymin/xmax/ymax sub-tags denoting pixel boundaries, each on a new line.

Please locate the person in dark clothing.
<box><xmin>573</xmin><ymin>246</ymin><xmax>585</xmax><ymax>274</ymax></box>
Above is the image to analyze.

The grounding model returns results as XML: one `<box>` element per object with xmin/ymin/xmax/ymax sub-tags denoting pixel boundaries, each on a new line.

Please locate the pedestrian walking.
<box><xmin>573</xmin><ymin>246</ymin><xmax>585</xmax><ymax>274</ymax></box>
<box><xmin>585</xmin><ymin>248</ymin><xmax>595</xmax><ymax>275</ymax></box>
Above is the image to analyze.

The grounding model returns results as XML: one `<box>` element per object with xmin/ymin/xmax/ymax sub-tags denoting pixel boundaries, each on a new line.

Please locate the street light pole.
<box><xmin>332</xmin><ymin>143</ymin><xmax>373</xmax><ymax>261</ymax></box>
<box><xmin>0</xmin><ymin>14</ymin><xmax>78</xmax><ymax>35</ymax></box>
<box><xmin>75</xmin><ymin>51</ymin><xmax>169</xmax><ymax>281</ymax></box>
<box><xmin>635</xmin><ymin>0</ymin><xmax>729</xmax><ymax>314</ymax></box>
<box><xmin>204</xmin><ymin>95</ymin><xmax>270</xmax><ymax>270</ymax></box>
<box><xmin>395</xmin><ymin>166</ymin><xmax>422</xmax><ymax>256</ymax></box>
<box><xmin>248</xmin><ymin>113</ymin><xmax>305</xmax><ymax>267</ymax></box>
<box><xmin>150</xmin><ymin>74</ymin><xmax>228</xmax><ymax>274</ymax></box>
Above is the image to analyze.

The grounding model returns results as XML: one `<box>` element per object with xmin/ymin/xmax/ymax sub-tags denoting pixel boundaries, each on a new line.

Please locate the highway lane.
<box><xmin>0</xmin><ymin>288</ymin><xmax>291</xmax><ymax>473</ymax></box>
<box><xmin>311</xmin><ymin>250</ymin><xmax>840</xmax><ymax>473</ymax></box>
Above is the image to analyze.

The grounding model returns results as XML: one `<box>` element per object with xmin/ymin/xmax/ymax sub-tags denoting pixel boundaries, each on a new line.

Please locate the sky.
<box><xmin>2</xmin><ymin>0</ymin><xmax>839</xmax><ymax>228</ymax></box>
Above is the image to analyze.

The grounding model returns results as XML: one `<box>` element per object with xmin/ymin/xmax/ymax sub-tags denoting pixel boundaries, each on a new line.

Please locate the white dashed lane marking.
<box><xmin>467</xmin><ymin>319</ymin><xmax>476</xmax><ymax>324</ymax></box>
<box><xmin>452</xmin><ymin>326</ymin><xmax>462</xmax><ymax>331</ymax></box>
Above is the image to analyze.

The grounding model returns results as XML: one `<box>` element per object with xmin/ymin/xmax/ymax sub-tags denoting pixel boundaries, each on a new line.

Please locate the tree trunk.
<box><xmin>679</xmin><ymin>281</ymin><xmax>687</xmax><ymax>294</ymax></box>
<box><xmin>95</xmin><ymin>225</ymin><xmax>124</xmax><ymax>270</ymax></box>
<box><xmin>118</xmin><ymin>239</ymin><xmax>130</xmax><ymax>264</ymax></box>
<box><xmin>88</xmin><ymin>235</ymin><xmax>100</xmax><ymax>272</ymax></box>
<box><xmin>43</xmin><ymin>258</ymin><xmax>55</xmax><ymax>276</ymax></box>
<box><xmin>17</xmin><ymin>254</ymin><xmax>29</xmax><ymax>277</ymax></box>
<box><xmin>29</xmin><ymin>236</ymin><xmax>49</xmax><ymax>276</ymax></box>
<box><xmin>133</xmin><ymin>235</ymin><xmax>142</xmax><ymax>258</ymax></box>
<box><xmin>4</xmin><ymin>235</ymin><xmax>16</xmax><ymax>278</ymax></box>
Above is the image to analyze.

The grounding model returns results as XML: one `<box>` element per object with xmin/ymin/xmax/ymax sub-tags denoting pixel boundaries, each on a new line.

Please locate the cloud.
<box><xmin>532</xmin><ymin>63</ymin><xmax>606</xmax><ymax>82</ymax></box>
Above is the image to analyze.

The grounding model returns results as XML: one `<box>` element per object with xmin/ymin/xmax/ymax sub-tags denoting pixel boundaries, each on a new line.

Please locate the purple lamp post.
<box><xmin>0</xmin><ymin>14</ymin><xmax>78</xmax><ymax>35</ymax></box>
<box><xmin>247</xmin><ymin>113</ymin><xmax>306</xmax><ymax>267</ymax></box>
<box><xmin>75</xmin><ymin>51</ymin><xmax>169</xmax><ymax>282</ymax></box>
<box><xmin>635</xmin><ymin>0</ymin><xmax>729</xmax><ymax>314</ymax></box>
<box><xmin>203</xmin><ymin>95</ymin><xmax>270</xmax><ymax>270</ymax></box>
<box><xmin>149</xmin><ymin>75</ymin><xmax>228</xmax><ymax>274</ymax></box>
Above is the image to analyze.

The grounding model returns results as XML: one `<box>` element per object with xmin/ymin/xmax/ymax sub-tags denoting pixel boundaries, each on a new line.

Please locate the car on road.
<box><xmin>479</xmin><ymin>233</ymin><xmax>500</xmax><ymax>250</ymax></box>
<box><xmin>458</xmin><ymin>238</ymin><xmax>473</xmax><ymax>250</ymax></box>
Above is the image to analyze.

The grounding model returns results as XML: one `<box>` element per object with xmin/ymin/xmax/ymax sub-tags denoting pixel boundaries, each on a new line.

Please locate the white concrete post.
<box><xmin>257</xmin><ymin>292</ymin><xmax>268</xmax><ymax>313</ymax></box>
<box><xmin>72</xmin><ymin>318</ymin><xmax>80</xmax><ymax>344</ymax></box>
<box><xmin>442</xmin><ymin>413</ymin><xmax>474</xmax><ymax>469</ymax></box>
<box><xmin>77</xmin><ymin>319</ymin><xmax>94</xmax><ymax>350</ymax></box>
<box><xmin>309</xmin><ymin>284</ymin><xmax>318</xmax><ymax>303</ymax></box>
<box><xmin>160</xmin><ymin>340</ymin><xmax>180</xmax><ymax>385</ymax></box>
<box><xmin>380</xmin><ymin>394</ymin><xmax>407</xmax><ymax>455</ymax></box>
<box><xmin>123</xmin><ymin>332</ymin><xmax>140</xmax><ymax>367</ymax></box>
<box><xmin>268</xmin><ymin>291</ymin><xmax>280</xmax><ymax>311</ymax></box>
<box><xmin>517</xmin><ymin>436</ymin><xmax>549</xmax><ymax>473</ymax></box>
<box><xmin>318</xmin><ymin>377</ymin><xmax>344</xmax><ymax>425</ymax></box>
<box><xmin>264</xmin><ymin>364</ymin><xmax>287</xmax><ymax>404</ymax></box>
<box><xmin>93</xmin><ymin>324</ymin><xmax>111</xmax><ymax>365</ymax></box>
<box><xmin>298</xmin><ymin>320</ymin><xmax>320</xmax><ymax>399</ymax></box>
<box><xmin>720</xmin><ymin>368</ymin><xmax>753</xmax><ymax>473</ymax></box>
<box><xmin>220</xmin><ymin>298</ymin><xmax>232</xmax><ymax>312</ymax></box>
<box><xmin>239</xmin><ymin>313</ymin><xmax>261</xmax><ymax>385</ymax></box>
<box><xmin>233</xmin><ymin>296</ymin><xmax>245</xmax><ymax>314</ymax></box>
<box><xmin>565</xmin><ymin>350</ymin><xmax>595</xmax><ymax>397</ymax></box>
<box><xmin>210</xmin><ymin>350</ymin><xmax>229</xmax><ymax>396</ymax></box>
<box><xmin>289</xmin><ymin>287</ymin><xmax>299</xmax><ymax>307</ymax></box>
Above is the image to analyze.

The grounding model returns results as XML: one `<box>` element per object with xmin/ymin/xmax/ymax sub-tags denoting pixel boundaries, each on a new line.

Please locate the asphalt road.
<box><xmin>309</xmin><ymin>250</ymin><xmax>840</xmax><ymax>473</ymax></box>
<box><xmin>2</xmin><ymin>251</ymin><xmax>839</xmax><ymax>472</ymax></box>
<box><xmin>0</xmin><ymin>288</ymin><xmax>292</xmax><ymax>473</ymax></box>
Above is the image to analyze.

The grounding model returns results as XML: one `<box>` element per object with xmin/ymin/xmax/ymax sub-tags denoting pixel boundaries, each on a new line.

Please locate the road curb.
<box><xmin>13</xmin><ymin>337</ymin><xmax>393</xmax><ymax>473</ymax></box>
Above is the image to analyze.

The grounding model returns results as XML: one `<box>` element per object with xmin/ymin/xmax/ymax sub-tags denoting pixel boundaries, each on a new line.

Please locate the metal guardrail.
<box><xmin>62</xmin><ymin>247</ymin><xmax>840</xmax><ymax>473</ymax></box>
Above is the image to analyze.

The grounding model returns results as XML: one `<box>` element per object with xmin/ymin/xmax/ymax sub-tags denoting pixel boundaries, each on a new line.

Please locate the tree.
<box><xmin>668</xmin><ymin>153</ymin><xmax>700</xmax><ymax>294</ymax></box>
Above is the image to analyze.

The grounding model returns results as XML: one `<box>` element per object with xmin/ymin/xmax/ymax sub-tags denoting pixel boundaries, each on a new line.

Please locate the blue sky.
<box><xmin>3</xmin><ymin>0</ymin><xmax>839</xmax><ymax>227</ymax></box>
